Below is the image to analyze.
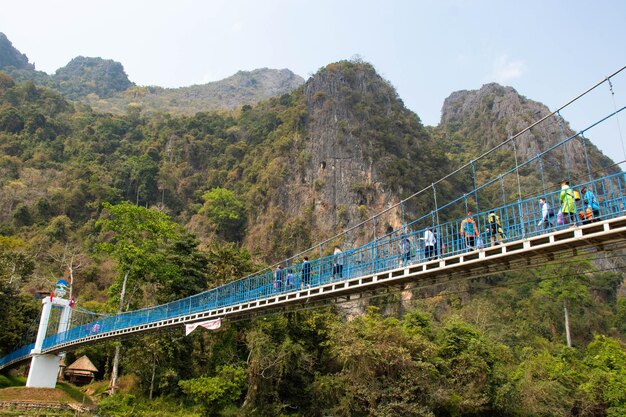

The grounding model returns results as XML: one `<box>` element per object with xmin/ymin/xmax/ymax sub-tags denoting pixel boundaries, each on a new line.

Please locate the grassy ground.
<box><xmin>57</xmin><ymin>381</ymin><xmax>94</xmax><ymax>405</ymax></box>
<box><xmin>0</xmin><ymin>374</ymin><xmax>26</xmax><ymax>388</ymax></box>
<box><xmin>0</xmin><ymin>386</ymin><xmax>74</xmax><ymax>402</ymax></box>
<box><xmin>0</xmin><ymin>376</ymin><xmax>96</xmax><ymax>416</ymax></box>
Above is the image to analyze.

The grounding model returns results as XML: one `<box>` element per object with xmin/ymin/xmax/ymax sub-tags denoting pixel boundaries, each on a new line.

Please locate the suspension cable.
<box><xmin>556</xmin><ymin>111</ymin><xmax>572</xmax><ymax>185</ymax></box>
<box><xmin>579</xmin><ymin>132</ymin><xmax>593</xmax><ymax>182</ymax></box>
<box><xmin>537</xmin><ymin>154</ymin><xmax>547</xmax><ymax>195</ymax></box>
<box><xmin>607</xmin><ymin>76</ymin><xmax>626</xmax><ymax>161</ymax></box>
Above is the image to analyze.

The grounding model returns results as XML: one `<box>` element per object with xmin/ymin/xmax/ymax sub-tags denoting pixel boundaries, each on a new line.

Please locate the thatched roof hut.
<box><xmin>64</xmin><ymin>355</ymin><xmax>98</xmax><ymax>385</ymax></box>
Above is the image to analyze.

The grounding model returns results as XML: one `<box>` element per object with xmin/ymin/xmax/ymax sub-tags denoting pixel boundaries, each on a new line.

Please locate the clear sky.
<box><xmin>2</xmin><ymin>0</ymin><xmax>625</xmax><ymax>163</ymax></box>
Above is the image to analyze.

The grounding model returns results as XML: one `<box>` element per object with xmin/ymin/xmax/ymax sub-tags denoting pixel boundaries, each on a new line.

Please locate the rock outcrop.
<box><xmin>439</xmin><ymin>83</ymin><xmax>617</xmax><ymax>189</ymax></box>
<box><xmin>0</xmin><ymin>33</ymin><xmax>34</xmax><ymax>71</ymax></box>
<box><xmin>244</xmin><ymin>61</ymin><xmax>447</xmax><ymax>256</ymax></box>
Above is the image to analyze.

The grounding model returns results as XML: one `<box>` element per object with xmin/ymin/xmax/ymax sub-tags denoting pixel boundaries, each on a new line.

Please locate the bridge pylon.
<box><xmin>26</xmin><ymin>281</ymin><xmax>72</xmax><ymax>388</ymax></box>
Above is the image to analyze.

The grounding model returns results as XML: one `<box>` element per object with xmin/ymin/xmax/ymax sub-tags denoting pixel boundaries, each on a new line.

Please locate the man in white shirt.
<box><xmin>538</xmin><ymin>197</ymin><xmax>552</xmax><ymax>231</ymax></box>
<box><xmin>333</xmin><ymin>246</ymin><xmax>343</xmax><ymax>280</ymax></box>
<box><xmin>424</xmin><ymin>228</ymin><xmax>437</xmax><ymax>260</ymax></box>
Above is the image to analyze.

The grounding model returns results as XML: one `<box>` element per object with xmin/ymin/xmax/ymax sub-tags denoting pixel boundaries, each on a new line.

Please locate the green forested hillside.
<box><xmin>83</xmin><ymin>68</ymin><xmax>305</xmax><ymax>115</ymax></box>
<box><xmin>1</xmin><ymin>59</ymin><xmax>626</xmax><ymax>417</ymax></box>
<box><xmin>53</xmin><ymin>56</ymin><xmax>134</xmax><ymax>99</ymax></box>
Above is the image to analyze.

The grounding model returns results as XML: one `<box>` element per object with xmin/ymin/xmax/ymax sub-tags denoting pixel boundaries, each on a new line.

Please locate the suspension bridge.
<box><xmin>2</xmin><ymin>66</ymin><xmax>626</xmax><ymax>388</ymax></box>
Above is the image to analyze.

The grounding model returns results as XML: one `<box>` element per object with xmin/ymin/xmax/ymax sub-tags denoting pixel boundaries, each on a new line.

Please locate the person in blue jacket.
<box><xmin>581</xmin><ymin>186</ymin><xmax>600</xmax><ymax>221</ymax></box>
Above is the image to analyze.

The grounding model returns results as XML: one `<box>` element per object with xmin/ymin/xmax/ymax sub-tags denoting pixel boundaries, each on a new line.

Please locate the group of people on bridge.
<box><xmin>538</xmin><ymin>180</ymin><xmax>601</xmax><ymax>230</ymax></box>
<box><xmin>270</xmin><ymin>178</ymin><xmax>607</xmax><ymax>293</ymax></box>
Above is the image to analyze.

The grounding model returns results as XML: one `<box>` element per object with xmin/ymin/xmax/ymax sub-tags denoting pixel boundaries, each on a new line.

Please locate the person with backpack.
<box><xmin>581</xmin><ymin>186</ymin><xmax>600</xmax><ymax>221</ymax></box>
<box><xmin>560</xmin><ymin>181</ymin><xmax>577</xmax><ymax>227</ymax></box>
<box><xmin>487</xmin><ymin>211</ymin><xmax>504</xmax><ymax>245</ymax></box>
<box><xmin>286</xmin><ymin>269</ymin><xmax>295</xmax><ymax>289</ymax></box>
<box><xmin>460</xmin><ymin>211</ymin><xmax>479</xmax><ymax>251</ymax></box>
<box><xmin>537</xmin><ymin>197</ymin><xmax>553</xmax><ymax>231</ymax></box>
<box><xmin>400</xmin><ymin>236</ymin><xmax>412</xmax><ymax>266</ymax></box>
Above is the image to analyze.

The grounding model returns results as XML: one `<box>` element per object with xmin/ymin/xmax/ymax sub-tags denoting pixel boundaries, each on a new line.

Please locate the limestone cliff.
<box><xmin>438</xmin><ymin>83</ymin><xmax>617</xmax><ymax>189</ymax></box>
<box><xmin>242</xmin><ymin>61</ymin><xmax>449</xmax><ymax>259</ymax></box>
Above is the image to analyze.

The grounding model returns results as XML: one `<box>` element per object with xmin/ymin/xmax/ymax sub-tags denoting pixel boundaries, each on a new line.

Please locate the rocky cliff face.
<box><xmin>439</xmin><ymin>83</ymin><xmax>616</xmax><ymax>189</ymax></box>
<box><xmin>299</xmin><ymin>62</ymin><xmax>398</xmax><ymax>239</ymax></box>
<box><xmin>0</xmin><ymin>33</ymin><xmax>34</xmax><ymax>71</ymax></box>
<box><xmin>244</xmin><ymin>61</ymin><xmax>446</xmax><ymax>257</ymax></box>
<box><xmin>222</xmin><ymin>68</ymin><xmax>304</xmax><ymax>105</ymax></box>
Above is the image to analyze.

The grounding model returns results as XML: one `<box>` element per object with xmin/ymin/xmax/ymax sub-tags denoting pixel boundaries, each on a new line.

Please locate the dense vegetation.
<box><xmin>53</xmin><ymin>56</ymin><xmax>134</xmax><ymax>100</ymax></box>
<box><xmin>0</xmin><ymin>55</ymin><xmax>625</xmax><ymax>417</ymax></box>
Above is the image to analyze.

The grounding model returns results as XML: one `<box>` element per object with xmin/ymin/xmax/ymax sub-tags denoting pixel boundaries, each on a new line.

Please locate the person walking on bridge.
<box><xmin>581</xmin><ymin>186</ymin><xmax>600</xmax><ymax>221</ymax></box>
<box><xmin>333</xmin><ymin>246</ymin><xmax>344</xmax><ymax>281</ymax></box>
<box><xmin>302</xmin><ymin>257</ymin><xmax>311</xmax><ymax>288</ymax></box>
<box><xmin>460</xmin><ymin>211</ymin><xmax>479</xmax><ymax>251</ymax></box>
<box><xmin>537</xmin><ymin>197</ymin><xmax>553</xmax><ymax>231</ymax></box>
<box><xmin>400</xmin><ymin>236</ymin><xmax>412</xmax><ymax>266</ymax></box>
<box><xmin>560</xmin><ymin>181</ymin><xmax>577</xmax><ymax>227</ymax></box>
<box><xmin>274</xmin><ymin>265</ymin><xmax>283</xmax><ymax>293</ymax></box>
<box><xmin>487</xmin><ymin>211</ymin><xmax>504</xmax><ymax>245</ymax></box>
<box><xmin>424</xmin><ymin>227</ymin><xmax>437</xmax><ymax>260</ymax></box>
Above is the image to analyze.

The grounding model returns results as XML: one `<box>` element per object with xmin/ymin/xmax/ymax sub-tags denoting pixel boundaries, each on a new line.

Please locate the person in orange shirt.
<box><xmin>460</xmin><ymin>211</ymin><xmax>479</xmax><ymax>250</ymax></box>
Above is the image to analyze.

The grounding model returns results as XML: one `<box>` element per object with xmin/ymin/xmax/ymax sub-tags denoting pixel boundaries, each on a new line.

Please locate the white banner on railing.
<box><xmin>184</xmin><ymin>318</ymin><xmax>222</xmax><ymax>336</ymax></box>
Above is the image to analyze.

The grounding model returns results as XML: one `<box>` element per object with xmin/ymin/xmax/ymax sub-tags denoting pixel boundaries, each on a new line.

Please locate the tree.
<box><xmin>513</xmin><ymin>346</ymin><xmax>579</xmax><ymax>416</ymax></box>
<box><xmin>535</xmin><ymin>260</ymin><xmax>593</xmax><ymax>347</ymax></box>
<box><xmin>0</xmin><ymin>236</ymin><xmax>33</xmax><ymax>287</ymax></box>
<box><xmin>47</xmin><ymin>242</ymin><xmax>88</xmax><ymax>299</ymax></box>
<box><xmin>0</xmin><ymin>237</ymin><xmax>37</xmax><ymax>356</ymax></box>
<box><xmin>205</xmin><ymin>241</ymin><xmax>255</xmax><ymax>287</ymax></box>
<box><xmin>160</xmin><ymin>231</ymin><xmax>209</xmax><ymax>302</ymax></box>
<box><xmin>319</xmin><ymin>306</ymin><xmax>439</xmax><ymax>416</ymax></box>
<box><xmin>127</xmin><ymin>154</ymin><xmax>159</xmax><ymax>206</ymax></box>
<box><xmin>200</xmin><ymin>188</ymin><xmax>246</xmax><ymax>242</ymax></box>
<box><xmin>96</xmin><ymin>202</ymin><xmax>180</xmax><ymax>393</ymax></box>
<box><xmin>122</xmin><ymin>333</ymin><xmax>192</xmax><ymax>400</ymax></box>
<box><xmin>580</xmin><ymin>335</ymin><xmax>626</xmax><ymax>416</ymax></box>
<box><xmin>179</xmin><ymin>365</ymin><xmax>246</xmax><ymax>416</ymax></box>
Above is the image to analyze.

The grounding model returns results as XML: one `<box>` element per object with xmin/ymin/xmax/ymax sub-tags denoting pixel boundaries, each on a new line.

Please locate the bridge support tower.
<box><xmin>26</xmin><ymin>296</ymin><xmax>71</xmax><ymax>388</ymax></box>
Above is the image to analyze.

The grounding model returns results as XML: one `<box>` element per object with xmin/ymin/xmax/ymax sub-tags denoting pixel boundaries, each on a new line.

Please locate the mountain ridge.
<box><xmin>0</xmin><ymin>32</ymin><xmax>305</xmax><ymax>113</ymax></box>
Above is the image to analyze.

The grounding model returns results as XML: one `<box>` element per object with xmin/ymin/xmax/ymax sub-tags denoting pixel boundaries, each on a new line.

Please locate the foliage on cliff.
<box><xmin>53</xmin><ymin>56</ymin><xmax>134</xmax><ymax>99</ymax></box>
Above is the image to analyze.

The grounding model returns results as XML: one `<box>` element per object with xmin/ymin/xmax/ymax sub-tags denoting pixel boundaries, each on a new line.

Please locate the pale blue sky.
<box><xmin>2</xmin><ymin>0</ymin><xmax>625</xmax><ymax>163</ymax></box>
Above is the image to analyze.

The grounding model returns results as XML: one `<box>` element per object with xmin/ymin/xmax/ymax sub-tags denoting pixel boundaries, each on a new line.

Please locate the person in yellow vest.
<box><xmin>460</xmin><ymin>211</ymin><xmax>479</xmax><ymax>250</ymax></box>
<box><xmin>560</xmin><ymin>180</ymin><xmax>577</xmax><ymax>227</ymax></box>
<box><xmin>487</xmin><ymin>211</ymin><xmax>504</xmax><ymax>245</ymax></box>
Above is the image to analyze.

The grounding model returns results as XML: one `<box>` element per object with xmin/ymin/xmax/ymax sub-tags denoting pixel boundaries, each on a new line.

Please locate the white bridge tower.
<box><xmin>26</xmin><ymin>280</ymin><xmax>72</xmax><ymax>388</ymax></box>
